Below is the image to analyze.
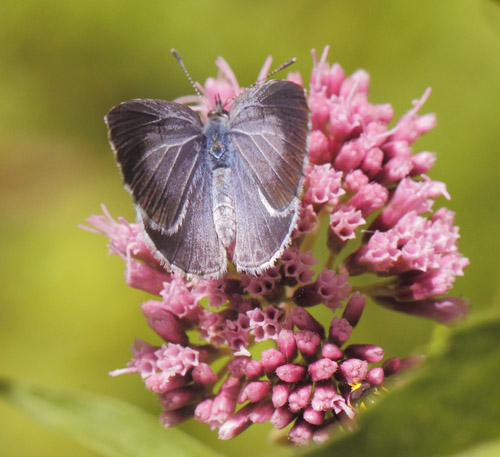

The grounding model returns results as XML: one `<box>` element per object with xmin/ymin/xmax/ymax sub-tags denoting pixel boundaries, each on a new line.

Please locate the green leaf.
<box><xmin>302</xmin><ymin>317</ymin><xmax>500</xmax><ymax>457</ymax></box>
<box><xmin>0</xmin><ymin>378</ymin><xmax>223</xmax><ymax>457</ymax></box>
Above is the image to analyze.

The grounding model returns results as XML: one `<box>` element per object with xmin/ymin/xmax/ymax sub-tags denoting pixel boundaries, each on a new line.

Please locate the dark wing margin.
<box><xmin>105</xmin><ymin>98</ymin><xmax>205</xmax><ymax>234</ymax></box>
<box><xmin>226</xmin><ymin>80</ymin><xmax>309</xmax><ymax>214</ymax></box>
<box><xmin>141</xmin><ymin>159</ymin><xmax>227</xmax><ymax>279</ymax></box>
<box><xmin>226</xmin><ymin>80</ymin><xmax>309</xmax><ymax>273</ymax></box>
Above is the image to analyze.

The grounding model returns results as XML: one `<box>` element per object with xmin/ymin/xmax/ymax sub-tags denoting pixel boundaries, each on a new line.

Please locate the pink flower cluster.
<box><xmin>83</xmin><ymin>46</ymin><xmax>469</xmax><ymax>445</ymax></box>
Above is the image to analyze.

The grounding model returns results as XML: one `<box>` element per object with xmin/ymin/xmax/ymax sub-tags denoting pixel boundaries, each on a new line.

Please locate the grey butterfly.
<box><xmin>105</xmin><ymin>76</ymin><xmax>309</xmax><ymax>279</ymax></box>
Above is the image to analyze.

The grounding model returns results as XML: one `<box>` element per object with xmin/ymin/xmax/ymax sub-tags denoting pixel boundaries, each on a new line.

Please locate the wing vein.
<box><xmin>231</xmin><ymin>131</ymin><xmax>296</xmax><ymax>195</ymax></box>
<box><xmin>158</xmin><ymin>145</ymin><xmax>203</xmax><ymax>229</ymax></box>
<box><xmin>131</xmin><ymin>135</ymin><xmax>200</xmax><ymax>172</ymax></box>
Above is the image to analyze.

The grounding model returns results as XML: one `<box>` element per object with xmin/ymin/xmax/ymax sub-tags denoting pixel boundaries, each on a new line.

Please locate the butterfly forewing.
<box><xmin>106</xmin><ymin>99</ymin><xmax>205</xmax><ymax>234</ymax></box>
<box><xmin>227</xmin><ymin>80</ymin><xmax>309</xmax><ymax>214</ymax></box>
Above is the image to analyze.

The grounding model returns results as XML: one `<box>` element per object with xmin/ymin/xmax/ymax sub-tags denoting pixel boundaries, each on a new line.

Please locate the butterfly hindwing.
<box><xmin>230</xmin><ymin>155</ymin><xmax>300</xmax><ymax>273</ymax></box>
<box><xmin>142</xmin><ymin>159</ymin><xmax>227</xmax><ymax>278</ymax></box>
<box><xmin>227</xmin><ymin>80</ymin><xmax>309</xmax><ymax>214</ymax></box>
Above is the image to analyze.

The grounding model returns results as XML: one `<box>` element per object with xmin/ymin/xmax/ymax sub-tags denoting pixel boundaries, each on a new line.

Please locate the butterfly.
<box><xmin>105</xmin><ymin>60</ymin><xmax>309</xmax><ymax>279</ymax></box>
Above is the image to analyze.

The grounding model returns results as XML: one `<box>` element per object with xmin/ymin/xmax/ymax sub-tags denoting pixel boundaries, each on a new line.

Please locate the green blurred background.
<box><xmin>1</xmin><ymin>0</ymin><xmax>499</xmax><ymax>456</ymax></box>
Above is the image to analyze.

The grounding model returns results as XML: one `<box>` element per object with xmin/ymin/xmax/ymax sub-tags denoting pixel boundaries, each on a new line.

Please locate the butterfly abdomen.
<box><xmin>212</xmin><ymin>167</ymin><xmax>236</xmax><ymax>248</ymax></box>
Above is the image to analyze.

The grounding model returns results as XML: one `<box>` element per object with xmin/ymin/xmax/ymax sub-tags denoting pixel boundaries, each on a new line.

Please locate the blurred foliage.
<box><xmin>1</xmin><ymin>0</ymin><xmax>499</xmax><ymax>456</ymax></box>
<box><xmin>0</xmin><ymin>377</ymin><xmax>223</xmax><ymax>457</ymax></box>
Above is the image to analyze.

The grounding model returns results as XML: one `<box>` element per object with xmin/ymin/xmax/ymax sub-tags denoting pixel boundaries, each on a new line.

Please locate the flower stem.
<box><xmin>325</xmin><ymin>250</ymin><xmax>335</xmax><ymax>270</ymax></box>
<box><xmin>354</xmin><ymin>278</ymin><xmax>396</xmax><ymax>297</ymax></box>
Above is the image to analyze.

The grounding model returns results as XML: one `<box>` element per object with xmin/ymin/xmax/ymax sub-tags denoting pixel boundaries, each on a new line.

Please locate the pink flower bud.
<box><xmin>241</xmin><ymin>267</ymin><xmax>281</xmax><ymax>297</ymax></box>
<box><xmin>192</xmin><ymin>363</ymin><xmax>217</xmax><ymax>385</ymax></box>
<box><xmin>289</xmin><ymin>419</ymin><xmax>314</xmax><ymax>445</ymax></box>
<box><xmin>366</xmin><ymin>367</ymin><xmax>385</xmax><ymax>385</ymax></box>
<box><xmin>362</xmin><ymin>147</ymin><xmax>384</xmax><ymax>177</ymax></box>
<box><xmin>293</xmin><ymin>283</ymin><xmax>322</xmax><ymax>308</ymax></box>
<box><xmin>342</xmin><ymin>292</ymin><xmax>366</xmax><ymax>327</ymax></box>
<box><xmin>295</xmin><ymin>329</ymin><xmax>321</xmax><ymax>358</ymax></box>
<box><xmin>276</xmin><ymin>364</ymin><xmax>306</xmax><ymax>383</ymax></box>
<box><xmin>242</xmin><ymin>381</ymin><xmax>272</xmax><ymax>403</ymax></box>
<box><xmin>348</xmin><ymin>182</ymin><xmax>389</xmax><ymax>218</ymax></box>
<box><xmin>293</xmin><ymin>203</ymin><xmax>318</xmax><ymax>238</ymax></box>
<box><xmin>207</xmin><ymin>378</ymin><xmax>241</xmax><ymax>427</ymax></box>
<box><xmin>227</xmin><ymin>357</ymin><xmax>249</xmax><ymax>378</ymax></box>
<box><xmin>261</xmin><ymin>348</ymin><xmax>286</xmax><ymax>375</ymax></box>
<box><xmin>194</xmin><ymin>398</ymin><xmax>213</xmax><ymax>425</ymax></box>
<box><xmin>344</xmin><ymin>170</ymin><xmax>370</xmax><ymax>192</ymax></box>
<box><xmin>339</xmin><ymin>358</ymin><xmax>369</xmax><ymax>384</ymax></box>
<box><xmin>334</xmin><ymin>140</ymin><xmax>366</xmax><ymax>172</ymax></box>
<box><xmin>288</xmin><ymin>382</ymin><xmax>313</xmax><ymax>412</ymax></box>
<box><xmin>410</xmin><ymin>151</ymin><xmax>436</xmax><ymax>175</ymax></box>
<box><xmin>375</xmin><ymin>295</ymin><xmax>469</xmax><ymax>324</ymax></box>
<box><xmin>141</xmin><ymin>301</ymin><xmax>188</xmax><ymax>345</ymax></box>
<box><xmin>247</xmin><ymin>305</ymin><xmax>283</xmax><ymax>342</ymax></box>
<box><xmin>312</xmin><ymin>382</ymin><xmax>353</xmax><ymax>417</ymax></box>
<box><xmin>383</xmin><ymin>357</ymin><xmax>402</xmax><ymax>376</ymax></box>
<box><xmin>308</xmin><ymin>130</ymin><xmax>331</xmax><ymax>164</ymax></box>
<box><xmin>308</xmin><ymin>358</ymin><xmax>338</xmax><ymax>382</ymax></box>
<box><xmin>272</xmin><ymin>382</ymin><xmax>291</xmax><ymax>408</ymax></box>
<box><xmin>315</xmin><ymin>268</ymin><xmax>352</xmax><ymax>310</ymax></box>
<box><xmin>160</xmin><ymin>275</ymin><xmax>198</xmax><ymax>319</ymax></box>
<box><xmin>329</xmin><ymin>317</ymin><xmax>352</xmax><ymax>345</ymax></box>
<box><xmin>321</xmin><ymin>343</ymin><xmax>343</xmax><ymax>360</ymax></box>
<box><xmin>126</xmin><ymin>258</ymin><xmax>169</xmax><ymax>295</ymax></box>
<box><xmin>245</xmin><ymin>360</ymin><xmax>263</xmax><ymax>379</ymax></box>
<box><xmin>303</xmin><ymin>406</ymin><xmax>324</xmax><ymax>425</ymax></box>
<box><xmin>160</xmin><ymin>406</ymin><xmax>194</xmax><ymax>427</ymax></box>
<box><xmin>278</xmin><ymin>329</ymin><xmax>297</xmax><ymax>361</ymax></box>
<box><xmin>160</xmin><ymin>385</ymin><xmax>200</xmax><ymax>411</ymax></box>
<box><xmin>270</xmin><ymin>406</ymin><xmax>296</xmax><ymax>429</ymax></box>
<box><xmin>290</xmin><ymin>306</ymin><xmax>325</xmax><ymax>338</ymax></box>
<box><xmin>345</xmin><ymin>344</ymin><xmax>384</xmax><ymax>363</ymax></box>
<box><xmin>145</xmin><ymin>373</ymin><xmax>187</xmax><ymax>394</ymax></box>
<box><xmin>218</xmin><ymin>404</ymin><xmax>254</xmax><ymax>440</ymax></box>
<box><xmin>303</xmin><ymin>164</ymin><xmax>344</xmax><ymax>209</ymax></box>
<box><xmin>249</xmin><ymin>401</ymin><xmax>274</xmax><ymax>423</ymax></box>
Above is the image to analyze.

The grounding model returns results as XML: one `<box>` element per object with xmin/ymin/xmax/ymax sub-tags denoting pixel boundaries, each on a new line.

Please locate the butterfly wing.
<box><xmin>106</xmin><ymin>99</ymin><xmax>226</xmax><ymax>277</ymax></box>
<box><xmin>226</xmin><ymin>80</ymin><xmax>309</xmax><ymax>272</ymax></box>
<box><xmin>143</xmin><ymin>158</ymin><xmax>227</xmax><ymax>278</ymax></box>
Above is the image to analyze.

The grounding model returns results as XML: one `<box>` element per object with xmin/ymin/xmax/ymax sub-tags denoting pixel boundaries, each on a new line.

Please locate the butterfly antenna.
<box><xmin>223</xmin><ymin>57</ymin><xmax>297</xmax><ymax>109</ymax></box>
<box><xmin>256</xmin><ymin>57</ymin><xmax>296</xmax><ymax>84</ymax></box>
<box><xmin>171</xmin><ymin>49</ymin><xmax>203</xmax><ymax>99</ymax></box>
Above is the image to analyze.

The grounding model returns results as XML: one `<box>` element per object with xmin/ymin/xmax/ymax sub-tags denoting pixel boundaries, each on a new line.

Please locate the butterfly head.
<box><xmin>209</xmin><ymin>93</ymin><xmax>230</xmax><ymax>118</ymax></box>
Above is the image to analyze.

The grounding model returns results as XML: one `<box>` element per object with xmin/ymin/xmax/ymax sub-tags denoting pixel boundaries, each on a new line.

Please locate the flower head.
<box><xmin>83</xmin><ymin>46</ymin><xmax>469</xmax><ymax>445</ymax></box>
